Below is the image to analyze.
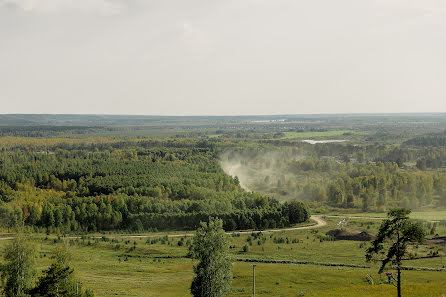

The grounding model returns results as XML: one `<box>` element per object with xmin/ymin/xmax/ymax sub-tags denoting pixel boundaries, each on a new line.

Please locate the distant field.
<box><xmin>410</xmin><ymin>210</ymin><xmax>446</xmax><ymax>221</ymax></box>
<box><xmin>280</xmin><ymin>130</ymin><xmax>358</xmax><ymax>139</ymax></box>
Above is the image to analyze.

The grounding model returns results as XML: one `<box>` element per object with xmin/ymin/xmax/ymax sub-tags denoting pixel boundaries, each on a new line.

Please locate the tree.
<box><xmin>366</xmin><ymin>209</ymin><xmax>424</xmax><ymax>297</ymax></box>
<box><xmin>28</xmin><ymin>244</ymin><xmax>94</xmax><ymax>297</ymax></box>
<box><xmin>285</xmin><ymin>200</ymin><xmax>310</xmax><ymax>224</ymax></box>
<box><xmin>28</xmin><ymin>263</ymin><xmax>75</xmax><ymax>297</ymax></box>
<box><xmin>26</xmin><ymin>205</ymin><xmax>41</xmax><ymax>226</ymax></box>
<box><xmin>0</xmin><ymin>206</ymin><xmax>14</xmax><ymax>231</ymax></box>
<box><xmin>0</xmin><ymin>234</ymin><xmax>37</xmax><ymax>297</ymax></box>
<box><xmin>189</xmin><ymin>218</ymin><xmax>232</xmax><ymax>297</ymax></box>
<box><xmin>328</xmin><ymin>184</ymin><xmax>344</xmax><ymax>206</ymax></box>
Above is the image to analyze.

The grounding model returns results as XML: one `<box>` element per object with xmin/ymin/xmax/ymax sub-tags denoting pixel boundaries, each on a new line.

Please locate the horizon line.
<box><xmin>1</xmin><ymin>112</ymin><xmax>446</xmax><ymax>117</ymax></box>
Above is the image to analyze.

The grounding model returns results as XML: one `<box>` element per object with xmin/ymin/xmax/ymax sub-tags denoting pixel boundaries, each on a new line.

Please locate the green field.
<box><xmin>1</xmin><ymin>216</ymin><xmax>444</xmax><ymax>297</ymax></box>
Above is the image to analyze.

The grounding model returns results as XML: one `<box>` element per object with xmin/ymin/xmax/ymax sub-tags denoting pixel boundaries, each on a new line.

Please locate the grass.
<box><xmin>409</xmin><ymin>210</ymin><xmax>446</xmax><ymax>221</ymax></box>
<box><xmin>317</xmin><ymin>282</ymin><xmax>446</xmax><ymax>297</ymax></box>
<box><xmin>0</xmin><ymin>216</ymin><xmax>444</xmax><ymax>296</ymax></box>
<box><xmin>232</xmin><ymin>263</ymin><xmax>446</xmax><ymax>297</ymax></box>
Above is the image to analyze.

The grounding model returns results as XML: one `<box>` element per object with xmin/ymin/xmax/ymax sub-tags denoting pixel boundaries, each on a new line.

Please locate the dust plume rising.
<box><xmin>219</xmin><ymin>147</ymin><xmax>307</xmax><ymax>201</ymax></box>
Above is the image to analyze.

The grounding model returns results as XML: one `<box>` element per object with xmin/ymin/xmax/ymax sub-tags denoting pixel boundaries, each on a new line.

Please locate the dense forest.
<box><xmin>0</xmin><ymin>140</ymin><xmax>309</xmax><ymax>232</ymax></box>
<box><xmin>0</xmin><ymin>114</ymin><xmax>445</xmax><ymax>234</ymax></box>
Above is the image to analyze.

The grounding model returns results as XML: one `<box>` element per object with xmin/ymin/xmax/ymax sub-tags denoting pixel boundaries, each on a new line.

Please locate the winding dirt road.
<box><xmin>120</xmin><ymin>215</ymin><xmax>327</xmax><ymax>239</ymax></box>
<box><xmin>0</xmin><ymin>216</ymin><xmax>327</xmax><ymax>241</ymax></box>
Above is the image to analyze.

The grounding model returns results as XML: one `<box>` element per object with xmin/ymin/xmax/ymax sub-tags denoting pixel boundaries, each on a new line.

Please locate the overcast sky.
<box><xmin>1</xmin><ymin>0</ymin><xmax>445</xmax><ymax>115</ymax></box>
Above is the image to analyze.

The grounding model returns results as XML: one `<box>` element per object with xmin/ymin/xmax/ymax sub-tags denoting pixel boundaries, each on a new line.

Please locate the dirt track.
<box><xmin>121</xmin><ymin>215</ymin><xmax>327</xmax><ymax>239</ymax></box>
<box><xmin>0</xmin><ymin>215</ymin><xmax>327</xmax><ymax>240</ymax></box>
<box><xmin>325</xmin><ymin>215</ymin><xmax>385</xmax><ymax>220</ymax></box>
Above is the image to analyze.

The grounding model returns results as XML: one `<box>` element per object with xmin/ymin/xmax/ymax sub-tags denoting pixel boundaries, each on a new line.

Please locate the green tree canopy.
<box><xmin>189</xmin><ymin>218</ymin><xmax>232</xmax><ymax>297</ymax></box>
<box><xmin>0</xmin><ymin>234</ymin><xmax>37</xmax><ymax>297</ymax></box>
<box><xmin>284</xmin><ymin>200</ymin><xmax>310</xmax><ymax>224</ymax></box>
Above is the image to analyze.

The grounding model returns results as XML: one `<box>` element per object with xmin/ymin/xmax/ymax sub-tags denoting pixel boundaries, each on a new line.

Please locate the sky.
<box><xmin>0</xmin><ymin>0</ymin><xmax>445</xmax><ymax>116</ymax></box>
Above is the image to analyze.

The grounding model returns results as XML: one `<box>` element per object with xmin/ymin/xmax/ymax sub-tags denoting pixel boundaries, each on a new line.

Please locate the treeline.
<box><xmin>131</xmin><ymin>200</ymin><xmax>309</xmax><ymax>231</ymax></box>
<box><xmin>223</xmin><ymin>146</ymin><xmax>446</xmax><ymax>210</ymax></box>
<box><xmin>226</xmin><ymin>142</ymin><xmax>421</xmax><ymax>167</ymax></box>
<box><xmin>0</xmin><ymin>126</ymin><xmax>101</xmax><ymax>137</ymax></box>
<box><xmin>0</xmin><ymin>146</ymin><xmax>233</xmax><ymax>200</ymax></box>
<box><xmin>288</xmin><ymin>159</ymin><xmax>446</xmax><ymax>209</ymax></box>
<box><xmin>0</xmin><ymin>195</ymin><xmax>309</xmax><ymax>232</ymax></box>
<box><xmin>402</xmin><ymin>132</ymin><xmax>446</xmax><ymax>169</ymax></box>
<box><xmin>0</xmin><ymin>137</ymin><xmax>217</xmax><ymax>154</ymax></box>
<box><xmin>324</xmin><ymin>163</ymin><xmax>443</xmax><ymax>209</ymax></box>
<box><xmin>415</xmin><ymin>150</ymin><xmax>446</xmax><ymax>169</ymax></box>
<box><xmin>403</xmin><ymin>132</ymin><xmax>446</xmax><ymax>147</ymax></box>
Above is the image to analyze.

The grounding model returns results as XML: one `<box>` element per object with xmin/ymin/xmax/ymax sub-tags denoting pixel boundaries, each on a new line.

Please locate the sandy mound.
<box><xmin>424</xmin><ymin>236</ymin><xmax>446</xmax><ymax>246</ymax></box>
<box><xmin>326</xmin><ymin>229</ymin><xmax>376</xmax><ymax>241</ymax></box>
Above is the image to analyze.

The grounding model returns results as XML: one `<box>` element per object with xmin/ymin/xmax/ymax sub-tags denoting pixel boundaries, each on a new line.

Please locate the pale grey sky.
<box><xmin>0</xmin><ymin>0</ymin><xmax>445</xmax><ymax>115</ymax></box>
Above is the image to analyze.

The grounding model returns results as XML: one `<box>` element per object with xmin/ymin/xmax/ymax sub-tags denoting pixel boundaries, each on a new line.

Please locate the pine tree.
<box><xmin>366</xmin><ymin>209</ymin><xmax>425</xmax><ymax>297</ymax></box>
<box><xmin>28</xmin><ymin>245</ymin><xmax>94</xmax><ymax>297</ymax></box>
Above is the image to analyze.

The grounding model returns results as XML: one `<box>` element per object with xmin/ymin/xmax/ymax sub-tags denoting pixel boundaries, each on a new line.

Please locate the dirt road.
<box><xmin>111</xmin><ymin>215</ymin><xmax>327</xmax><ymax>239</ymax></box>
<box><xmin>0</xmin><ymin>216</ymin><xmax>327</xmax><ymax>241</ymax></box>
<box><xmin>324</xmin><ymin>215</ymin><xmax>385</xmax><ymax>220</ymax></box>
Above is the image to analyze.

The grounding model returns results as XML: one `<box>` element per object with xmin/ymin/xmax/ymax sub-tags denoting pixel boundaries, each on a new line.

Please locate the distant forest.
<box><xmin>0</xmin><ymin>114</ymin><xmax>445</xmax><ymax>233</ymax></box>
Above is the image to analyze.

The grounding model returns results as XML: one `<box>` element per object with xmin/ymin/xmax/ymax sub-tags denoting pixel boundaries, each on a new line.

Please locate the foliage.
<box><xmin>366</xmin><ymin>208</ymin><xmax>425</xmax><ymax>297</ymax></box>
<box><xmin>28</xmin><ymin>244</ymin><xmax>93</xmax><ymax>297</ymax></box>
<box><xmin>366</xmin><ymin>209</ymin><xmax>425</xmax><ymax>272</ymax></box>
<box><xmin>0</xmin><ymin>141</ymin><xmax>311</xmax><ymax>232</ymax></box>
<box><xmin>283</xmin><ymin>199</ymin><xmax>310</xmax><ymax>224</ymax></box>
<box><xmin>0</xmin><ymin>234</ymin><xmax>37</xmax><ymax>297</ymax></box>
<box><xmin>28</xmin><ymin>263</ymin><xmax>77</xmax><ymax>297</ymax></box>
<box><xmin>189</xmin><ymin>218</ymin><xmax>232</xmax><ymax>297</ymax></box>
<box><xmin>222</xmin><ymin>146</ymin><xmax>446</xmax><ymax>209</ymax></box>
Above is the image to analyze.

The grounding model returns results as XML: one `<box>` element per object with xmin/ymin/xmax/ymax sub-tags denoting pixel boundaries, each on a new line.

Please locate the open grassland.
<box><xmin>316</xmin><ymin>283</ymin><xmax>446</xmax><ymax>297</ymax></box>
<box><xmin>406</xmin><ymin>210</ymin><xmax>446</xmax><ymax>221</ymax></box>
<box><xmin>2</xmin><ymin>237</ymin><xmax>444</xmax><ymax>297</ymax></box>
<box><xmin>1</xmin><ymin>217</ymin><xmax>444</xmax><ymax>296</ymax></box>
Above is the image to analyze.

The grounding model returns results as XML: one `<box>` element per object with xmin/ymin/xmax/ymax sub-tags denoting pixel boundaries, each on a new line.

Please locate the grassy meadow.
<box><xmin>1</xmin><ymin>215</ymin><xmax>444</xmax><ymax>297</ymax></box>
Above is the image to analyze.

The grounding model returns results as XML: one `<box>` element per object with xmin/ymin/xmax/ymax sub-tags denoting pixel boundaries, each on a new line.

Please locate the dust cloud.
<box><xmin>219</xmin><ymin>148</ymin><xmax>308</xmax><ymax>201</ymax></box>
